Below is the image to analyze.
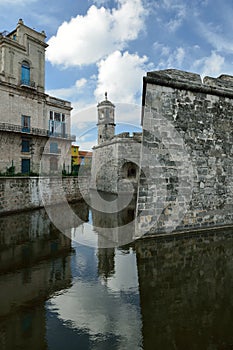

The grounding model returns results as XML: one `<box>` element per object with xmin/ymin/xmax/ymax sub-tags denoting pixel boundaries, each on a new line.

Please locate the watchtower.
<box><xmin>97</xmin><ymin>92</ymin><xmax>115</xmax><ymax>144</ymax></box>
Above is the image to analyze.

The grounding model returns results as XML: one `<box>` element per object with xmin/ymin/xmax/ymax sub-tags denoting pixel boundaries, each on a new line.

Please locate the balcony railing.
<box><xmin>20</xmin><ymin>79</ymin><xmax>36</xmax><ymax>89</ymax></box>
<box><xmin>0</xmin><ymin>122</ymin><xmax>76</xmax><ymax>141</ymax></box>
<box><xmin>40</xmin><ymin>147</ymin><xmax>61</xmax><ymax>155</ymax></box>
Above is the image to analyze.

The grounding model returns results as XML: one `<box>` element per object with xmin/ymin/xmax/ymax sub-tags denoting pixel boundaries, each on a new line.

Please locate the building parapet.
<box><xmin>93</xmin><ymin>132</ymin><xmax>141</xmax><ymax>150</ymax></box>
<box><xmin>46</xmin><ymin>96</ymin><xmax>72</xmax><ymax>110</ymax></box>
<box><xmin>114</xmin><ymin>132</ymin><xmax>142</xmax><ymax>141</ymax></box>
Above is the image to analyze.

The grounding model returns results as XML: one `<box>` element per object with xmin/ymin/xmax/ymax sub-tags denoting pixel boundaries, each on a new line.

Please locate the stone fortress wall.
<box><xmin>137</xmin><ymin>69</ymin><xmax>233</xmax><ymax>236</ymax></box>
<box><xmin>91</xmin><ymin>131</ymin><xmax>142</xmax><ymax>193</ymax></box>
<box><xmin>0</xmin><ymin>176</ymin><xmax>89</xmax><ymax>214</ymax></box>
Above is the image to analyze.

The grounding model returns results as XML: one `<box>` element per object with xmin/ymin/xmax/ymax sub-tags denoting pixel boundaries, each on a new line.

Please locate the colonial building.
<box><xmin>0</xmin><ymin>19</ymin><xmax>74</xmax><ymax>175</ymax></box>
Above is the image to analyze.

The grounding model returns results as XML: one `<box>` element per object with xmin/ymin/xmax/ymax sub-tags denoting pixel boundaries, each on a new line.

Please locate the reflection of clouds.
<box><xmin>48</xmin><ymin>248</ymin><xmax>142</xmax><ymax>348</ymax></box>
<box><xmin>71</xmin><ymin>223</ymin><xmax>99</xmax><ymax>247</ymax></box>
<box><xmin>106</xmin><ymin>248</ymin><xmax>139</xmax><ymax>293</ymax></box>
<box><xmin>48</xmin><ymin>277</ymin><xmax>142</xmax><ymax>349</ymax></box>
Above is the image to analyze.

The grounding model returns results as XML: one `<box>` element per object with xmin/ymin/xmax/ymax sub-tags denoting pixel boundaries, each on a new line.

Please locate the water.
<box><xmin>0</xmin><ymin>199</ymin><xmax>233</xmax><ymax>349</ymax></box>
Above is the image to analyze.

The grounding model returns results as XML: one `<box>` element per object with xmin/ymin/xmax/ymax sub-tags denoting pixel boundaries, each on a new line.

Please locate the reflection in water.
<box><xmin>0</xmin><ymin>199</ymin><xmax>233</xmax><ymax>349</ymax></box>
<box><xmin>0</xmin><ymin>207</ymin><xmax>73</xmax><ymax>350</ymax></box>
<box><xmin>47</xmin><ymin>247</ymin><xmax>142</xmax><ymax>350</ymax></box>
<box><xmin>71</xmin><ymin>191</ymin><xmax>137</xmax><ymax>248</ymax></box>
<box><xmin>0</xmin><ymin>199</ymin><xmax>142</xmax><ymax>350</ymax></box>
<box><xmin>136</xmin><ymin>229</ymin><xmax>233</xmax><ymax>349</ymax></box>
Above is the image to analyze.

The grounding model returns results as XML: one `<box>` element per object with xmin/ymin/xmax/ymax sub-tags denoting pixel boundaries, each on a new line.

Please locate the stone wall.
<box><xmin>136</xmin><ymin>69</ymin><xmax>233</xmax><ymax>236</ymax></box>
<box><xmin>91</xmin><ymin>133</ymin><xmax>141</xmax><ymax>193</ymax></box>
<box><xmin>0</xmin><ymin>176</ymin><xmax>89</xmax><ymax>214</ymax></box>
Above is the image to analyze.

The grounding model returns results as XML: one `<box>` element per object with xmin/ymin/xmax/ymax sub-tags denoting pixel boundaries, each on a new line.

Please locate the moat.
<box><xmin>0</xmin><ymin>198</ymin><xmax>233</xmax><ymax>349</ymax></box>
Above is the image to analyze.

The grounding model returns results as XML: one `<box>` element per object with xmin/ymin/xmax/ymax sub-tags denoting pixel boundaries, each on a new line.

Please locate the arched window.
<box><xmin>21</xmin><ymin>61</ymin><xmax>30</xmax><ymax>86</ymax></box>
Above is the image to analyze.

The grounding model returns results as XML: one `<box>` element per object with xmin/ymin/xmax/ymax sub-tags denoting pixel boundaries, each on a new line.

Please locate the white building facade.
<box><xmin>0</xmin><ymin>19</ymin><xmax>74</xmax><ymax>175</ymax></box>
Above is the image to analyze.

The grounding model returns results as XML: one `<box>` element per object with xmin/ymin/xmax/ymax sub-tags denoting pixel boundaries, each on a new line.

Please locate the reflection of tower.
<box><xmin>97</xmin><ymin>248</ymin><xmax>115</xmax><ymax>279</ymax></box>
<box><xmin>97</xmin><ymin>92</ymin><xmax>115</xmax><ymax>144</ymax></box>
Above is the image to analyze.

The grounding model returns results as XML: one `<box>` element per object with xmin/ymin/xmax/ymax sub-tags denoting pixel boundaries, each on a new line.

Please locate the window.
<box><xmin>61</xmin><ymin>122</ymin><xmax>66</xmax><ymax>137</ymax></box>
<box><xmin>49</xmin><ymin>120</ymin><xmax>54</xmax><ymax>134</ymax></box>
<box><xmin>50</xmin><ymin>142</ymin><xmax>58</xmax><ymax>153</ymax></box>
<box><xmin>54</xmin><ymin>112</ymin><xmax>61</xmax><ymax>122</ymax></box>
<box><xmin>21</xmin><ymin>61</ymin><xmax>30</xmax><ymax>86</ymax></box>
<box><xmin>21</xmin><ymin>115</ymin><xmax>30</xmax><ymax>132</ymax></box>
<box><xmin>22</xmin><ymin>138</ymin><xmax>30</xmax><ymax>152</ymax></box>
<box><xmin>21</xmin><ymin>159</ymin><xmax>30</xmax><ymax>174</ymax></box>
<box><xmin>49</xmin><ymin>111</ymin><xmax>66</xmax><ymax>137</ymax></box>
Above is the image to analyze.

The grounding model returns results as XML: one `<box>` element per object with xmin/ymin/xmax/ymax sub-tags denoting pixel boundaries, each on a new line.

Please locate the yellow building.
<box><xmin>71</xmin><ymin>145</ymin><xmax>79</xmax><ymax>174</ymax></box>
<box><xmin>71</xmin><ymin>145</ymin><xmax>79</xmax><ymax>164</ymax></box>
<box><xmin>71</xmin><ymin>145</ymin><xmax>92</xmax><ymax>175</ymax></box>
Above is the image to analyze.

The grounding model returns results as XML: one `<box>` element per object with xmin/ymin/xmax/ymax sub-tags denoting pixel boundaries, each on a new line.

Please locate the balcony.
<box><xmin>20</xmin><ymin>79</ymin><xmax>36</xmax><ymax>89</ymax></box>
<box><xmin>49</xmin><ymin>131</ymin><xmax>76</xmax><ymax>141</ymax></box>
<box><xmin>0</xmin><ymin>122</ymin><xmax>76</xmax><ymax>141</ymax></box>
<box><xmin>40</xmin><ymin>146</ymin><xmax>61</xmax><ymax>156</ymax></box>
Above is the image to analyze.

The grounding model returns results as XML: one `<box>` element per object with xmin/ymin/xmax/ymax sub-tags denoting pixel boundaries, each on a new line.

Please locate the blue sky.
<box><xmin>1</xmin><ymin>0</ymin><xmax>233</xmax><ymax>149</ymax></box>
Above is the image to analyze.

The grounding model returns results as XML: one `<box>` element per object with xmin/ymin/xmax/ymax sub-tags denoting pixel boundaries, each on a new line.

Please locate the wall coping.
<box><xmin>142</xmin><ymin>69</ymin><xmax>233</xmax><ymax>108</ymax></box>
<box><xmin>93</xmin><ymin>136</ymin><xmax>141</xmax><ymax>150</ymax></box>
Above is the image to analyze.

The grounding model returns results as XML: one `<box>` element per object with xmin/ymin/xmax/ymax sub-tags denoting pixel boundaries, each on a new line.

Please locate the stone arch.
<box><xmin>121</xmin><ymin>161</ymin><xmax>139</xmax><ymax>179</ymax></box>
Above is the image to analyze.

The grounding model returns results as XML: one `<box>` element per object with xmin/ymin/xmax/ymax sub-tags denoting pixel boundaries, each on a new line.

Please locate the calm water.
<box><xmin>0</xmin><ymin>199</ymin><xmax>233</xmax><ymax>349</ymax></box>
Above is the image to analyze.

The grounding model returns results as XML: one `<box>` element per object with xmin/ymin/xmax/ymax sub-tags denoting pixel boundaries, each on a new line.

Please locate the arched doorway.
<box><xmin>121</xmin><ymin>161</ymin><xmax>139</xmax><ymax>179</ymax></box>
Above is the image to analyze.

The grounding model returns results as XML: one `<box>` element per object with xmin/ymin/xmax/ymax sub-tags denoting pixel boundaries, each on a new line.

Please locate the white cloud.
<box><xmin>192</xmin><ymin>51</ymin><xmax>225</xmax><ymax>77</ymax></box>
<box><xmin>153</xmin><ymin>42</ymin><xmax>170</xmax><ymax>56</ymax></box>
<box><xmin>197</xmin><ymin>22</ymin><xmax>233</xmax><ymax>54</ymax></box>
<box><xmin>72</xmin><ymin>105</ymin><xmax>98</xmax><ymax>130</ymax></box>
<box><xmin>175</xmin><ymin>47</ymin><xmax>185</xmax><ymax>66</ymax></box>
<box><xmin>75</xmin><ymin>78</ymin><xmax>87</xmax><ymax>89</ymax></box>
<box><xmin>46</xmin><ymin>78</ymin><xmax>88</xmax><ymax>100</ymax></box>
<box><xmin>155</xmin><ymin>45</ymin><xmax>186</xmax><ymax>70</ymax></box>
<box><xmin>166</xmin><ymin>5</ymin><xmax>186</xmax><ymax>32</ymax></box>
<box><xmin>152</xmin><ymin>0</ymin><xmax>186</xmax><ymax>32</ymax></box>
<box><xmin>46</xmin><ymin>0</ymin><xmax>146</xmax><ymax>67</ymax></box>
<box><xmin>95</xmin><ymin>50</ymin><xmax>149</xmax><ymax>103</ymax></box>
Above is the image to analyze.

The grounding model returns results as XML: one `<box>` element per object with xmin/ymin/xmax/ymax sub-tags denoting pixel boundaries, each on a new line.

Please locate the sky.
<box><xmin>1</xmin><ymin>0</ymin><xmax>233</xmax><ymax>149</ymax></box>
